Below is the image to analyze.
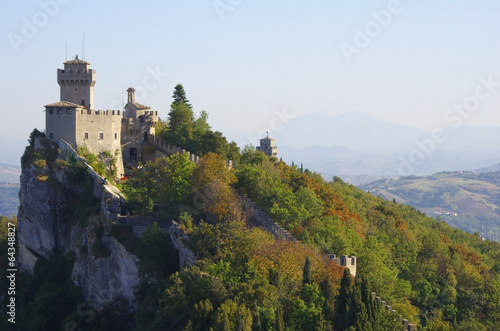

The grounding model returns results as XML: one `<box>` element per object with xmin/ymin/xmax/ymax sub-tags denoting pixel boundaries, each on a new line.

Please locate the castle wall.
<box><xmin>45</xmin><ymin>107</ymin><xmax>78</xmax><ymax>148</ymax></box>
<box><xmin>74</xmin><ymin>109</ymin><xmax>124</xmax><ymax>176</ymax></box>
<box><xmin>121</xmin><ymin>111</ymin><xmax>158</xmax><ymax>167</ymax></box>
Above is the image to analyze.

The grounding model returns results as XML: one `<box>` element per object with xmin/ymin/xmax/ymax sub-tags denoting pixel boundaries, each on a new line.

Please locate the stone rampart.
<box><xmin>148</xmin><ymin>135</ymin><xmax>201</xmax><ymax>164</ymax></box>
<box><xmin>371</xmin><ymin>292</ymin><xmax>417</xmax><ymax>330</ymax></box>
<box><xmin>238</xmin><ymin>192</ymin><xmax>357</xmax><ymax>276</ymax></box>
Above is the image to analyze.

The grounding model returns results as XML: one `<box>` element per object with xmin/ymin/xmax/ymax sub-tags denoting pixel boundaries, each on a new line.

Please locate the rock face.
<box><xmin>17</xmin><ymin>137</ymin><xmax>138</xmax><ymax>308</ymax></box>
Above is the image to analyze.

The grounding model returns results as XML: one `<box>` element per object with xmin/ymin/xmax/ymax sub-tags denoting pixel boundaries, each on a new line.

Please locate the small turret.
<box><xmin>127</xmin><ymin>87</ymin><xmax>135</xmax><ymax>104</ymax></box>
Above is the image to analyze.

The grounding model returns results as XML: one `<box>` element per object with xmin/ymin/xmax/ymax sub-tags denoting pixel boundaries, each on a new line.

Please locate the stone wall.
<box><xmin>47</xmin><ymin>108</ymin><xmax>124</xmax><ymax>177</ymax></box>
<box><xmin>237</xmin><ymin>192</ymin><xmax>357</xmax><ymax>276</ymax></box>
<box><xmin>371</xmin><ymin>292</ymin><xmax>417</xmax><ymax>330</ymax></box>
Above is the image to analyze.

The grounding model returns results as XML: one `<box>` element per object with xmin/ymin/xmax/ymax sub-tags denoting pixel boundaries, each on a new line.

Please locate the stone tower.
<box><xmin>46</xmin><ymin>58</ymin><xmax>124</xmax><ymax>177</ymax></box>
<box><xmin>121</xmin><ymin>87</ymin><xmax>158</xmax><ymax>167</ymax></box>
<box><xmin>256</xmin><ymin>134</ymin><xmax>278</xmax><ymax>157</ymax></box>
<box><xmin>57</xmin><ymin>55</ymin><xmax>96</xmax><ymax>109</ymax></box>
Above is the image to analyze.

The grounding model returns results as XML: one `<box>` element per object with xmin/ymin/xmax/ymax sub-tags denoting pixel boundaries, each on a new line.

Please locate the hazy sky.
<box><xmin>1</xmin><ymin>0</ymin><xmax>499</xmax><ymax>144</ymax></box>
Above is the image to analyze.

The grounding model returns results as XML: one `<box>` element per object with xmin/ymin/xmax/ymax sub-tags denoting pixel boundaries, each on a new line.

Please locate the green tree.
<box><xmin>122</xmin><ymin>161</ymin><xmax>159</xmax><ymax>214</ymax></box>
<box><xmin>172</xmin><ymin>83</ymin><xmax>192</xmax><ymax>109</ymax></box>
<box><xmin>336</xmin><ymin>268</ymin><xmax>354</xmax><ymax>328</ymax></box>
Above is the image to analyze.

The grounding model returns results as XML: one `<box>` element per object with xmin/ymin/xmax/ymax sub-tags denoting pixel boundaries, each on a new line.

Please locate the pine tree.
<box><xmin>172</xmin><ymin>84</ymin><xmax>192</xmax><ymax>109</ymax></box>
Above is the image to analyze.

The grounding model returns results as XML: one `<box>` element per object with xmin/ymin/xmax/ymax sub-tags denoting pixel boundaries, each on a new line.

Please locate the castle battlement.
<box><xmin>57</xmin><ymin>55</ymin><xmax>96</xmax><ymax>109</ymax></box>
<box><xmin>328</xmin><ymin>254</ymin><xmax>357</xmax><ymax>277</ymax></box>
<box><xmin>80</xmin><ymin>109</ymin><xmax>122</xmax><ymax>116</ymax></box>
<box><xmin>57</xmin><ymin>68</ymin><xmax>95</xmax><ymax>81</ymax></box>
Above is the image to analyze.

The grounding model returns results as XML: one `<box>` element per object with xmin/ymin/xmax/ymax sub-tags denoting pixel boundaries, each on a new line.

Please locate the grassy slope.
<box><xmin>361</xmin><ymin>171</ymin><xmax>500</xmax><ymax>237</ymax></box>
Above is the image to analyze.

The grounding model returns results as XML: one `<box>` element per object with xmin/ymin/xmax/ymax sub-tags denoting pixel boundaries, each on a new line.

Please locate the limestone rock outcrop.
<box><xmin>17</xmin><ymin>136</ymin><xmax>138</xmax><ymax>308</ymax></box>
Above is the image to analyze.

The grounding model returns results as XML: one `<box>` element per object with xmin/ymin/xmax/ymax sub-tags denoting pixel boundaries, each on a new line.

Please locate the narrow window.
<box><xmin>49</xmin><ymin>132</ymin><xmax>53</xmax><ymax>139</ymax></box>
<box><xmin>99</xmin><ymin>133</ymin><xmax>104</xmax><ymax>140</ymax></box>
<box><xmin>129</xmin><ymin>148</ymin><xmax>137</xmax><ymax>160</ymax></box>
<box><xmin>84</xmin><ymin>132</ymin><xmax>89</xmax><ymax>139</ymax></box>
<box><xmin>58</xmin><ymin>109</ymin><xmax>63</xmax><ymax>114</ymax></box>
<box><xmin>114</xmin><ymin>133</ymin><xmax>118</xmax><ymax>140</ymax></box>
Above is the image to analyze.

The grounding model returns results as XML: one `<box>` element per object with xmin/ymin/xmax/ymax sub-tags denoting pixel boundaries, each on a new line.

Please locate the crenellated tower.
<box><xmin>57</xmin><ymin>55</ymin><xmax>96</xmax><ymax>109</ymax></box>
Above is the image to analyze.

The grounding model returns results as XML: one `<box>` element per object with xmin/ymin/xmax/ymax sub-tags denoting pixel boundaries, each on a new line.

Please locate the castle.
<box><xmin>45</xmin><ymin>57</ymin><xmax>263</xmax><ymax>176</ymax></box>
<box><xmin>44</xmin><ymin>56</ymin><xmax>159</xmax><ymax>177</ymax></box>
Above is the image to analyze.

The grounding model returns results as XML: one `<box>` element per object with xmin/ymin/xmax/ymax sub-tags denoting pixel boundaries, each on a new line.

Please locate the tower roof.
<box><xmin>63</xmin><ymin>55</ymin><xmax>90</xmax><ymax>65</ymax></box>
<box><xmin>132</xmin><ymin>102</ymin><xmax>150</xmax><ymax>110</ymax></box>
<box><xmin>44</xmin><ymin>101</ymin><xmax>83</xmax><ymax>108</ymax></box>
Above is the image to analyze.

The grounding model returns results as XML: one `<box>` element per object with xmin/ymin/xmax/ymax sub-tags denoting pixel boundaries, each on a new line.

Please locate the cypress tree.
<box><xmin>303</xmin><ymin>256</ymin><xmax>312</xmax><ymax>285</ymax></box>
<box><xmin>336</xmin><ymin>268</ymin><xmax>353</xmax><ymax>327</ymax></box>
<box><xmin>320</xmin><ymin>276</ymin><xmax>336</xmax><ymax>321</ymax></box>
<box><xmin>352</xmin><ymin>273</ymin><xmax>372</xmax><ymax>331</ymax></box>
<box><xmin>275</xmin><ymin>303</ymin><xmax>285</xmax><ymax>331</ymax></box>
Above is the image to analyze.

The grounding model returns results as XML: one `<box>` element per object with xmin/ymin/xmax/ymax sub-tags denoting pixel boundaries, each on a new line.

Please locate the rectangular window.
<box><xmin>114</xmin><ymin>133</ymin><xmax>118</xmax><ymax>140</ymax></box>
<box><xmin>66</xmin><ymin>109</ymin><xmax>72</xmax><ymax>114</ymax></box>
<box><xmin>99</xmin><ymin>133</ymin><xmax>104</xmax><ymax>140</ymax></box>
<box><xmin>84</xmin><ymin>132</ymin><xmax>89</xmax><ymax>139</ymax></box>
<box><xmin>49</xmin><ymin>109</ymin><xmax>54</xmax><ymax>114</ymax></box>
<box><xmin>57</xmin><ymin>109</ymin><xmax>63</xmax><ymax>114</ymax></box>
<box><xmin>49</xmin><ymin>132</ymin><xmax>53</xmax><ymax>139</ymax></box>
<box><xmin>129</xmin><ymin>148</ymin><xmax>137</xmax><ymax>160</ymax></box>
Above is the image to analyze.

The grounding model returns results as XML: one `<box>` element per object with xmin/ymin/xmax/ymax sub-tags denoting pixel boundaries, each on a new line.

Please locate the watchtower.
<box><xmin>57</xmin><ymin>55</ymin><xmax>96</xmax><ymax>109</ymax></box>
<box><xmin>256</xmin><ymin>134</ymin><xmax>278</xmax><ymax>157</ymax></box>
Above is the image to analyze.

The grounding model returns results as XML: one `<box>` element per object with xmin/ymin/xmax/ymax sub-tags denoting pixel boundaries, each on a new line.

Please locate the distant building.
<box><xmin>256</xmin><ymin>134</ymin><xmax>278</xmax><ymax>157</ymax></box>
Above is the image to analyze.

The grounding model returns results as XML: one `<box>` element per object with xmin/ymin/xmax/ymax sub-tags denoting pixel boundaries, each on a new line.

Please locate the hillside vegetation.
<box><xmin>4</xmin><ymin>86</ymin><xmax>500</xmax><ymax>330</ymax></box>
<box><xmin>360</xmin><ymin>171</ymin><xmax>500</xmax><ymax>238</ymax></box>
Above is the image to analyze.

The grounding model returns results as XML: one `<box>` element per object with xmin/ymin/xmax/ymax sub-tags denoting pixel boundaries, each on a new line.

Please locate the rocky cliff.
<box><xmin>17</xmin><ymin>135</ymin><xmax>139</xmax><ymax>308</ymax></box>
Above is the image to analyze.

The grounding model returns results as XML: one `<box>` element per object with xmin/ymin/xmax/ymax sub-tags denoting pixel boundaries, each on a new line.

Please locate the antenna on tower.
<box><xmin>81</xmin><ymin>31</ymin><xmax>86</xmax><ymax>60</ymax></box>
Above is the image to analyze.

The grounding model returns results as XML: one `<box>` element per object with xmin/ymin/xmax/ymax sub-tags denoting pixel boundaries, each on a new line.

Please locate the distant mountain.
<box><xmin>255</xmin><ymin>112</ymin><xmax>500</xmax><ymax>180</ymax></box>
<box><xmin>272</xmin><ymin>111</ymin><xmax>500</xmax><ymax>154</ymax></box>
<box><xmin>0</xmin><ymin>163</ymin><xmax>21</xmax><ymax>183</ymax></box>
<box><xmin>0</xmin><ymin>182</ymin><xmax>19</xmax><ymax>216</ymax></box>
<box><xmin>476</xmin><ymin>162</ymin><xmax>500</xmax><ymax>173</ymax></box>
<box><xmin>274</xmin><ymin>111</ymin><xmax>427</xmax><ymax>153</ymax></box>
<box><xmin>0</xmin><ymin>136</ymin><xmax>27</xmax><ymax>166</ymax></box>
<box><xmin>277</xmin><ymin>144</ymin><xmax>500</xmax><ymax>185</ymax></box>
<box><xmin>360</xmin><ymin>171</ymin><xmax>500</xmax><ymax>238</ymax></box>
